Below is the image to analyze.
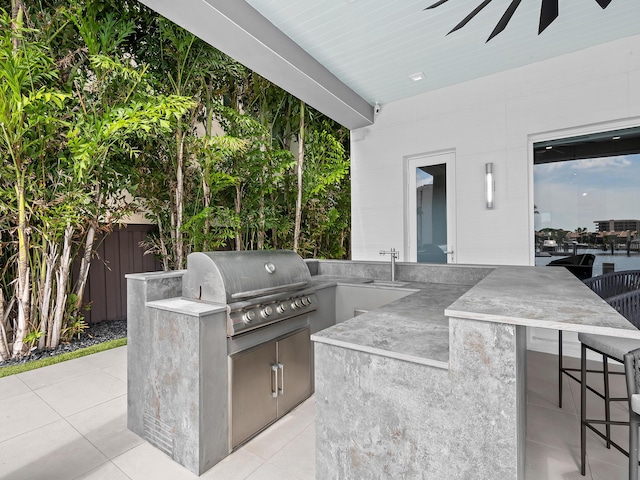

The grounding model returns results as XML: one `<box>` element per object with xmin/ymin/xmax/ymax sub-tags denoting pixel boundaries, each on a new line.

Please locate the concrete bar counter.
<box><xmin>309</xmin><ymin>262</ymin><xmax>640</xmax><ymax>479</ymax></box>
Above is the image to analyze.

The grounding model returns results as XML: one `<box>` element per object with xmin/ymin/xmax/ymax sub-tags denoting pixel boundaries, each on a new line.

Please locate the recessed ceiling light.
<box><xmin>409</xmin><ymin>72</ymin><xmax>425</xmax><ymax>82</ymax></box>
<box><xmin>612</xmin><ymin>136</ymin><xmax>621</xmax><ymax>140</ymax></box>
<box><xmin>545</xmin><ymin>146</ymin><xmax>553</xmax><ymax>150</ymax></box>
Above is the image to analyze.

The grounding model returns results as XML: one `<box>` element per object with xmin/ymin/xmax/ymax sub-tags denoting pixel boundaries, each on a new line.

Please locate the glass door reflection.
<box><xmin>416</xmin><ymin>164</ymin><xmax>448</xmax><ymax>263</ymax></box>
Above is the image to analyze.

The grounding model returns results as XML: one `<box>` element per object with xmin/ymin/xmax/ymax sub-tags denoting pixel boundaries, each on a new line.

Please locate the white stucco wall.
<box><xmin>351</xmin><ymin>33</ymin><xmax>640</xmax><ymax>266</ymax></box>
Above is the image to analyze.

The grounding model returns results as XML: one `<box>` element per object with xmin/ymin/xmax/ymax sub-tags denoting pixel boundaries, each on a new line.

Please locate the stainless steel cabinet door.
<box><xmin>276</xmin><ymin>328</ymin><xmax>312</xmax><ymax>416</ymax></box>
<box><xmin>230</xmin><ymin>341</ymin><xmax>277</xmax><ymax>448</ymax></box>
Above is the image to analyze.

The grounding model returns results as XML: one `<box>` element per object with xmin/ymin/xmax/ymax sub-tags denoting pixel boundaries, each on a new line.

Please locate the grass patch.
<box><xmin>0</xmin><ymin>337</ymin><xmax>127</xmax><ymax>378</ymax></box>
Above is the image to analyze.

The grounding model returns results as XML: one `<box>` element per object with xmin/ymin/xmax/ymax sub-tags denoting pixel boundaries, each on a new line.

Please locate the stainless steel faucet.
<box><xmin>379</xmin><ymin>248</ymin><xmax>399</xmax><ymax>281</ymax></box>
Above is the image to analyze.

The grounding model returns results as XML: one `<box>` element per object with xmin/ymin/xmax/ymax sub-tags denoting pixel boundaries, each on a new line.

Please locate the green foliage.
<box><xmin>24</xmin><ymin>329</ymin><xmax>43</xmax><ymax>350</ymax></box>
<box><xmin>1</xmin><ymin>0</ymin><xmax>351</xmax><ymax>358</ymax></box>
<box><xmin>61</xmin><ymin>315</ymin><xmax>88</xmax><ymax>341</ymax></box>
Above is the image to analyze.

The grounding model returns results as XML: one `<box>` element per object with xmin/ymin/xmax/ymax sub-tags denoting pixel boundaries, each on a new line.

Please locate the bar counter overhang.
<box><xmin>310</xmin><ymin>263</ymin><xmax>640</xmax><ymax>479</ymax></box>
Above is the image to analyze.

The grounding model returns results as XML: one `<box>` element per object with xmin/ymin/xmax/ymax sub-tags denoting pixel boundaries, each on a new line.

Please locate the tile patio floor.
<box><xmin>0</xmin><ymin>346</ymin><xmax>635</xmax><ymax>479</ymax></box>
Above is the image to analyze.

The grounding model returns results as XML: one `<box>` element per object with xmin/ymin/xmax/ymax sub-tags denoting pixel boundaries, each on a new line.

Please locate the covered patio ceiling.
<box><xmin>138</xmin><ymin>0</ymin><xmax>640</xmax><ymax>129</ymax></box>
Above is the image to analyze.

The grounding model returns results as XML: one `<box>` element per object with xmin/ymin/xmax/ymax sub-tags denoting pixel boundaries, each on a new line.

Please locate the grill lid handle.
<box><xmin>230</xmin><ymin>281</ymin><xmax>309</xmax><ymax>300</ymax></box>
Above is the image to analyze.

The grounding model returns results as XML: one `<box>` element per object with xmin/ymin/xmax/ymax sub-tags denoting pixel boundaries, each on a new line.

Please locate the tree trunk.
<box><xmin>12</xmin><ymin>181</ymin><xmax>30</xmax><ymax>358</ymax></box>
<box><xmin>0</xmin><ymin>290</ymin><xmax>10</xmax><ymax>361</ymax></box>
<box><xmin>38</xmin><ymin>241</ymin><xmax>57</xmax><ymax>350</ymax></box>
<box><xmin>202</xmin><ymin>167</ymin><xmax>211</xmax><ymax>252</ymax></box>
<box><xmin>175</xmin><ymin>129</ymin><xmax>185</xmax><ymax>268</ymax></box>
<box><xmin>73</xmin><ymin>183</ymin><xmax>102</xmax><ymax>313</ymax></box>
<box><xmin>73</xmin><ymin>223</ymin><xmax>95</xmax><ymax>312</ymax></box>
<box><xmin>10</xmin><ymin>0</ymin><xmax>24</xmax><ymax>50</ymax></box>
<box><xmin>156</xmin><ymin>213</ymin><xmax>170</xmax><ymax>271</ymax></box>
<box><xmin>257</xmin><ymin>194</ymin><xmax>265</xmax><ymax>250</ymax></box>
<box><xmin>49</xmin><ymin>223</ymin><xmax>73</xmax><ymax>349</ymax></box>
<box><xmin>293</xmin><ymin>101</ymin><xmax>305</xmax><ymax>253</ymax></box>
<box><xmin>234</xmin><ymin>184</ymin><xmax>242</xmax><ymax>251</ymax></box>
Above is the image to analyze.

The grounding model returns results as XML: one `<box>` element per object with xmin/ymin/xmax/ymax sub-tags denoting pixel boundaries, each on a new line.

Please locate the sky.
<box><xmin>534</xmin><ymin>154</ymin><xmax>640</xmax><ymax>232</ymax></box>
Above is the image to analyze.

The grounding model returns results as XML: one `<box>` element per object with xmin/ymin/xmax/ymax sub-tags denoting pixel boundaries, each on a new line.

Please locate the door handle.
<box><xmin>271</xmin><ymin>364</ymin><xmax>278</xmax><ymax>398</ymax></box>
<box><xmin>277</xmin><ymin>363</ymin><xmax>284</xmax><ymax>395</ymax></box>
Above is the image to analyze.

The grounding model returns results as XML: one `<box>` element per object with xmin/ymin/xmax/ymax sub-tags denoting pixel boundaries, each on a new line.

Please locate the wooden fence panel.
<box><xmin>75</xmin><ymin>224</ymin><xmax>160</xmax><ymax>324</ymax></box>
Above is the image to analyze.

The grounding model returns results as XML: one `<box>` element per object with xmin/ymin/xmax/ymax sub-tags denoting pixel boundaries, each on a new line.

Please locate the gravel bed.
<box><xmin>0</xmin><ymin>319</ymin><xmax>127</xmax><ymax>367</ymax></box>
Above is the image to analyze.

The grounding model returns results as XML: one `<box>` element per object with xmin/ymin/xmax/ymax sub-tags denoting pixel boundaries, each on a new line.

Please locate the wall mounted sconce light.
<box><xmin>485</xmin><ymin>163</ymin><xmax>494</xmax><ymax>209</ymax></box>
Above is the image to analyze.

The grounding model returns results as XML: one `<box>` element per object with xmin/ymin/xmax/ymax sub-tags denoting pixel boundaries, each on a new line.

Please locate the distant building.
<box><xmin>594</xmin><ymin>219</ymin><xmax>640</xmax><ymax>232</ymax></box>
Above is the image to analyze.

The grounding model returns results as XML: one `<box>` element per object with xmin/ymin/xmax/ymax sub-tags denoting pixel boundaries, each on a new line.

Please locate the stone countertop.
<box><xmin>311</xmin><ymin>265</ymin><xmax>640</xmax><ymax>369</ymax></box>
<box><xmin>445</xmin><ymin>265</ymin><xmax>640</xmax><ymax>338</ymax></box>
<box><xmin>146</xmin><ymin>297</ymin><xmax>226</xmax><ymax>317</ymax></box>
<box><xmin>311</xmin><ymin>280</ymin><xmax>472</xmax><ymax>369</ymax></box>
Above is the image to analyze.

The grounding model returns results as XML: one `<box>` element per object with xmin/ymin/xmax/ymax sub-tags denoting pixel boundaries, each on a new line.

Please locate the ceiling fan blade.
<box><xmin>538</xmin><ymin>0</ymin><xmax>559</xmax><ymax>34</ymax></box>
<box><xmin>595</xmin><ymin>0</ymin><xmax>613</xmax><ymax>8</ymax></box>
<box><xmin>424</xmin><ymin>0</ymin><xmax>450</xmax><ymax>10</ymax></box>
<box><xmin>487</xmin><ymin>0</ymin><xmax>523</xmax><ymax>42</ymax></box>
<box><xmin>448</xmin><ymin>0</ymin><xmax>494</xmax><ymax>34</ymax></box>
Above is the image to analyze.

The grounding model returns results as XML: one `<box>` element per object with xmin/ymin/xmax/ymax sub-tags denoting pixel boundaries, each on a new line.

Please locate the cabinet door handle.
<box><xmin>277</xmin><ymin>363</ymin><xmax>284</xmax><ymax>395</ymax></box>
<box><xmin>271</xmin><ymin>364</ymin><xmax>278</xmax><ymax>398</ymax></box>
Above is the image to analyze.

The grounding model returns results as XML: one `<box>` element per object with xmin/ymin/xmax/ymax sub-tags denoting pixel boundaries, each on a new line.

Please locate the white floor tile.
<box><xmin>35</xmin><ymin>369</ymin><xmax>126</xmax><ymax>417</ymax></box>
<box><xmin>0</xmin><ymin>374</ymin><xmax>30</xmax><ymax>401</ymax></box>
<box><xmin>17</xmin><ymin>356</ymin><xmax>97</xmax><ymax>390</ymax></box>
<box><xmin>66</xmin><ymin>395</ymin><xmax>143</xmax><ymax>459</ymax></box>
<box><xmin>528</xmin><ymin>369</ymin><xmax>576</xmax><ymax>413</ymax></box>
<box><xmin>244</xmin><ymin>402</ymin><xmax>316</xmax><ymax>461</ymax></box>
<box><xmin>527</xmin><ymin>403</ymin><xmax>580</xmax><ymax>452</ymax></box>
<box><xmin>112</xmin><ymin>443</ymin><xmax>199</xmax><ymax>480</ymax></box>
<box><xmin>589</xmin><ymin>456</ymin><xmax>629</xmax><ymax>480</ymax></box>
<box><xmin>72</xmin><ymin>461</ymin><xmax>131</xmax><ymax>480</ymax></box>
<box><xmin>269</xmin><ymin>423</ymin><xmax>315</xmax><ymax>479</ymax></box>
<box><xmin>200</xmin><ymin>448</ymin><xmax>265</xmax><ymax>480</ymax></box>
<box><xmin>245</xmin><ymin>461</ymin><xmax>308</xmax><ymax>480</ymax></box>
<box><xmin>0</xmin><ymin>391</ymin><xmax>62</xmax><ymax>442</ymax></box>
<box><xmin>0</xmin><ymin>419</ymin><xmax>107</xmax><ymax>480</ymax></box>
<box><xmin>102</xmin><ymin>360</ymin><xmax>127</xmax><ymax>383</ymax></box>
<box><xmin>525</xmin><ymin>440</ymin><xmax>589</xmax><ymax>479</ymax></box>
<box><xmin>77</xmin><ymin>346</ymin><xmax>127</xmax><ymax>371</ymax></box>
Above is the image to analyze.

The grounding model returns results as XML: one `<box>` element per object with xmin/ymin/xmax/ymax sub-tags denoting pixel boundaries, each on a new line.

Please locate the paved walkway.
<box><xmin>0</xmin><ymin>346</ymin><xmax>314</xmax><ymax>480</ymax></box>
<box><xmin>0</xmin><ymin>346</ymin><xmax>634</xmax><ymax>479</ymax></box>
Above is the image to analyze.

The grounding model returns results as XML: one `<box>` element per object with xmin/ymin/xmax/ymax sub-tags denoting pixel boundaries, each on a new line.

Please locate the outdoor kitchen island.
<box><xmin>309</xmin><ymin>263</ymin><xmax>640</xmax><ymax>480</ymax></box>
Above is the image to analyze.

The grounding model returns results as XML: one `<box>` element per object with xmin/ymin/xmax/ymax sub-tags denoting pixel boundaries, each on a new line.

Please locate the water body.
<box><xmin>535</xmin><ymin>248</ymin><xmax>640</xmax><ymax>276</ymax></box>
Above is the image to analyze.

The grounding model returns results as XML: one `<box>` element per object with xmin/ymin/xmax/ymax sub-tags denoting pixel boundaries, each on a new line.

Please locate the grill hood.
<box><xmin>182</xmin><ymin>250</ymin><xmax>312</xmax><ymax>305</ymax></box>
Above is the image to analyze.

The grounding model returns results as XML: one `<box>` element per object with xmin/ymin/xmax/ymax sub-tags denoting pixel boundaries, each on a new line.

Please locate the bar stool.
<box><xmin>578</xmin><ymin>333</ymin><xmax>640</xmax><ymax>475</ymax></box>
<box><xmin>560</xmin><ymin>270</ymin><xmax>640</xmax><ymax>408</ymax></box>
<box><xmin>623</xmin><ymin>349</ymin><xmax>640</xmax><ymax>480</ymax></box>
<box><xmin>578</xmin><ymin>290</ymin><xmax>640</xmax><ymax>476</ymax></box>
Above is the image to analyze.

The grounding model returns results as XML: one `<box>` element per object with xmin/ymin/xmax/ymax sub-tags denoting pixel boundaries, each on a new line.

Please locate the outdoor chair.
<box><xmin>583</xmin><ymin>270</ymin><xmax>640</xmax><ymax>300</ymax></box>
<box><xmin>547</xmin><ymin>253</ymin><xmax>596</xmax><ymax>281</ymax></box>
<box><xmin>578</xmin><ymin>289</ymin><xmax>640</xmax><ymax>476</ymax></box>
<box><xmin>623</xmin><ymin>348</ymin><xmax>640</xmax><ymax>480</ymax></box>
<box><xmin>558</xmin><ymin>268</ymin><xmax>640</xmax><ymax>408</ymax></box>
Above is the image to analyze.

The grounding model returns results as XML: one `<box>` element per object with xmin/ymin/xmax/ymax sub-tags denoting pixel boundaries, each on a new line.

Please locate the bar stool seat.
<box><xmin>578</xmin><ymin>333</ymin><xmax>640</xmax><ymax>363</ymax></box>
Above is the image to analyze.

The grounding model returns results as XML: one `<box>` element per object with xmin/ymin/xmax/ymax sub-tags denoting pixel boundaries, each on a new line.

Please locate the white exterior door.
<box><xmin>406</xmin><ymin>151</ymin><xmax>456</xmax><ymax>263</ymax></box>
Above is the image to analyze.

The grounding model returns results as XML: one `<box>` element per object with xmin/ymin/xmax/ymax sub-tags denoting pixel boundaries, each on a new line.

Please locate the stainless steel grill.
<box><xmin>182</xmin><ymin>250</ymin><xmax>317</xmax><ymax>336</ymax></box>
<box><xmin>128</xmin><ymin>249</ymin><xmax>317</xmax><ymax>470</ymax></box>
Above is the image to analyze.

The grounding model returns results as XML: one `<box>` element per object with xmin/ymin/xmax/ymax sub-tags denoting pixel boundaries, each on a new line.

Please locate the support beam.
<box><xmin>138</xmin><ymin>0</ymin><xmax>374</xmax><ymax>130</ymax></box>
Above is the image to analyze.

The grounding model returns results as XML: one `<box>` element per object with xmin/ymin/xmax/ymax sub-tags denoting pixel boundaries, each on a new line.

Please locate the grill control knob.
<box><xmin>295</xmin><ymin>299</ymin><xmax>304</xmax><ymax>308</ymax></box>
<box><xmin>301</xmin><ymin>296</ymin><xmax>312</xmax><ymax>306</ymax></box>
<box><xmin>277</xmin><ymin>303</ymin><xmax>286</xmax><ymax>314</ymax></box>
<box><xmin>290</xmin><ymin>301</ymin><xmax>298</xmax><ymax>310</ymax></box>
<box><xmin>243</xmin><ymin>311</ymin><xmax>256</xmax><ymax>324</ymax></box>
<box><xmin>261</xmin><ymin>306</ymin><xmax>273</xmax><ymax>318</ymax></box>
